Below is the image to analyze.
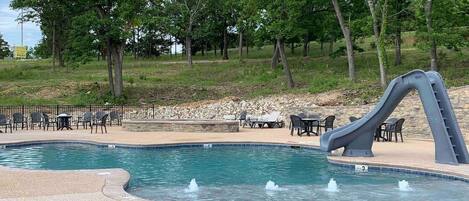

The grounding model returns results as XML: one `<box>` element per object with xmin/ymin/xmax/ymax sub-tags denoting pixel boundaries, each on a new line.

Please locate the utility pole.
<box><xmin>21</xmin><ymin>9</ymin><xmax>24</xmax><ymax>46</ymax></box>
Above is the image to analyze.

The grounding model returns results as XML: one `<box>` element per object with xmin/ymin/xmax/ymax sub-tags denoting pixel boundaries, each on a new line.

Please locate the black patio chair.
<box><xmin>318</xmin><ymin>115</ymin><xmax>335</xmax><ymax>134</ymax></box>
<box><xmin>239</xmin><ymin>111</ymin><xmax>247</xmax><ymax>127</ymax></box>
<box><xmin>12</xmin><ymin>113</ymin><xmax>28</xmax><ymax>130</ymax></box>
<box><xmin>379</xmin><ymin>118</ymin><xmax>398</xmax><ymax>141</ymax></box>
<box><xmin>42</xmin><ymin>113</ymin><xmax>57</xmax><ymax>131</ymax></box>
<box><xmin>30</xmin><ymin>112</ymin><xmax>43</xmax><ymax>130</ymax></box>
<box><xmin>290</xmin><ymin>115</ymin><xmax>307</xmax><ymax>136</ymax></box>
<box><xmin>349</xmin><ymin>116</ymin><xmax>359</xmax><ymax>122</ymax></box>
<box><xmin>386</xmin><ymin>118</ymin><xmax>405</xmax><ymax>142</ymax></box>
<box><xmin>91</xmin><ymin>114</ymin><xmax>108</xmax><ymax>134</ymax></box>
<box><xmin>109</xmin><ymin>111</ymin><xmax>122</xmax><ymax>126</ymax></box>
<box><xmin>297</xmin><ymin>113</ymin><xmax>307</xmax><ymax>118</ymax></box>
<box><xmin>77</xmin><ymin>112</ymin><xmax>93</xmax><ymax>129</ymax></box>
<box><xmin>0</xmin><ymin>114</ymin><xmax>12</xmax><ymax>133</ymax></box>
<box><xmin>95</xmin><ymin>111</ymin><xmax>106</xmax><ymax>121</ymax></box>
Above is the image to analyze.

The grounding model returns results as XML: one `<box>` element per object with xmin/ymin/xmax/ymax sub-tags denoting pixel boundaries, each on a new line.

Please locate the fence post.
<box><xmin>56</xmin><ymin>105</ymin><xmax>59</xmax><ymax>115</ymax></box>
<box><xmin>152</xmin><ymin>104</ymin><xmax>155</xmax><ymax>119</ymax></box>
<box><xmin>89</xmin><ymin>105</ymin><xmax>92</xmax><ymax>112</ymax></box>
<box><xmin>21</xmin><ymin>105</ymin><xmax>25</xmax><ymax>117</ymax></box>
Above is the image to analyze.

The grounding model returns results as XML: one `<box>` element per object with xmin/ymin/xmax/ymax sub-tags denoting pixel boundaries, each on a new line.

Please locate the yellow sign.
<box><xmin>14</xmin><ymin>46</ymin><xmax>27</xmax><ymax>59</ymax></box>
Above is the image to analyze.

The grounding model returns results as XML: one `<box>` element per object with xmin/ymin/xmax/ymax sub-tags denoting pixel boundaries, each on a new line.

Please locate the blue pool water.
<box><xmin>0</xmin><ymin>143</ymin><xmax>468</xmax><ymax>201</ymax></box>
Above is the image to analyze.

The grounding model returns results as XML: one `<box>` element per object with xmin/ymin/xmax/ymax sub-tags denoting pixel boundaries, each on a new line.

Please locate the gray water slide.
<box><xmin>320</xmin><ymin>70</ymin><xmax>469</xmax><ymax>165</ymax></box>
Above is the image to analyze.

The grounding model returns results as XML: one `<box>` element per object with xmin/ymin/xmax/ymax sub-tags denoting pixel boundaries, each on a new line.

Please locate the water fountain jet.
<box><xmin>265</xmin><ymin>180</ymin><xmax>280</xmax><ymax>191</ymax></box>
<box><xmin>398</xmin><ymin>180</ymin><xmax>413</xmax><ymax>192</ymax></box>
<box><xmin>325</xmin><ymin>178</ymin><xmax>339</xmax><ymax>192</ymax></box>
<box><xmin>184</xmin><ymin>178</ymin><xmax>199</xmax><ymax>193</ymax></box>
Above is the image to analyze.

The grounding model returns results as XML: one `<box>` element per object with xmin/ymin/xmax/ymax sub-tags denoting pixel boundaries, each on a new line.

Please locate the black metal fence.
<box><xmin>0</xmin><ymin>105</ymin><xmax>157</xmax><ymax>120</ymax></box>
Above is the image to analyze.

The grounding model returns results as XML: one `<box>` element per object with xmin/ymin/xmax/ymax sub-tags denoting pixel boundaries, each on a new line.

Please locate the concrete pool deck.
<box><xmin>0</xmin><ymin>127</ymin><xmax>468</xmax><ymax>200</ymax></box>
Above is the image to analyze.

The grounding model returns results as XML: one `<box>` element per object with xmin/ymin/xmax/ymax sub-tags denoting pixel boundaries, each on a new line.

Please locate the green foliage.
<box><xmin>308</xmin><ymin>78</ymin><xmax>343</xmax><ymax>94</ymax></box>
<box><xmin>414</xmin><ymin>0</ymin><xmax>469</xmax><ymax>50</ymax></box>
<box><xmin>0</xmin><ymin>34</ymin><xmax>11</xmax><ymax>59</ymax></box>
<box><xmin>0</xmin><ymin>39</ymin><xmax>467</xmax><ymax>106</ymax></box>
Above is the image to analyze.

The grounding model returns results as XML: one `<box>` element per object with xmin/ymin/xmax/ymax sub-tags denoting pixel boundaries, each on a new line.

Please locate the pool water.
<box><xmin>0</xmin><ymin>143</ymin><xmax>468</xmax><ymax>201</ymax></box>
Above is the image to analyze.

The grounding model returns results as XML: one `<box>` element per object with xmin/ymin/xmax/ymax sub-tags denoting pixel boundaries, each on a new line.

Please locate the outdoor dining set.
<box><xmin>0</xmin><ymin>111</ymin><xmax>122</xmax><ymax>134</ymax></box>
<box><xmin>236</xmin><ymin>111</ymin><xmax>336</xmax><ymax>136</ymax></box>
<box><xmin>236</xmin><ymin>110</ymin><xmax>406</xmax><ymax>142</ymax></box>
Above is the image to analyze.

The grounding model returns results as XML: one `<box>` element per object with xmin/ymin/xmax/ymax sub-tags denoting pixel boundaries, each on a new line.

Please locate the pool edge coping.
<box><xmin>1</xmin><ymin>139</ymin><xmax>468</xmax><ymax>201</ymax></box>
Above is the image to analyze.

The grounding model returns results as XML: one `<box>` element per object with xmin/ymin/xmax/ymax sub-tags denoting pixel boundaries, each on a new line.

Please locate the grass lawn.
<box><xmin>0</xmin><ymin>33</ymin><xmax>468</xmax><ymax>106</ymax></box>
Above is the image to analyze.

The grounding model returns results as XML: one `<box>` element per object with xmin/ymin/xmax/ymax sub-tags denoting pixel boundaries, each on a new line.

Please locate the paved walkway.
<box><xmin>0</xmin><ymin>127</ymin><xmax>468</xmax><ymax>200</ymax></box>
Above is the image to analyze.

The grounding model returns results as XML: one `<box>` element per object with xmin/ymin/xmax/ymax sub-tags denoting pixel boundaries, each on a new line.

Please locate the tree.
<box><xmin>257</xmin><ymin>0</ymin><xmax>304</xmax><ymax>88</ymax></box>
<box><xmin>414</xmin><ymin>0</ymin><xmax>467</xmax><ymax>71</ymax></box>
<box><xmin>166</xmin><ymin>0</ymin><xmax>205</xmax><ymax>68</ymax></box>
<box><xmin>11</xmin><ymin>0</ymin><xmax>70</xmax><ymax>69</ymax></box>
<box><xmin>388</xmin><ymin>0</ymin><xmax>412</xmax><ymax>66</ymax></box>
<box><xmin>331</xmin><ymin>0</ymin><xmax>356</xmax><ymax>82</ymax></box>
<box><xmin>56</xmin><ymin>0</ymin><xmax>146</xmax><ymax>97</ymax></box>
<box><xmin>237</xmin><ymin>0</ymin><xmax>258</xmax><ymax>61</ymax></box>
<box><xmin>424</xmin><ymin>0</ymin><xmax>437</xmax><ymax>71</ymax></box>
<box><xmin>367</xmin><ymin>0</ymin><xmax>389</xmax><ymax>88</ymax></box>
<box><xmin>0</xmin><ymin>34</ymin><xmax>11</xmax><ymax>59</ymax></box>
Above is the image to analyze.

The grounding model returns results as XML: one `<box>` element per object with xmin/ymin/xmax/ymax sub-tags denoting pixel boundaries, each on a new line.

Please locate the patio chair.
<box><xmin>297</xmin><ymin>113</ymin><xmax>307</xmax><ymax>118</ymax></box>
<box><xmin>238</xmin><ymin>111</ymin><xmax>247</xmax><ymax>127</ymax></box>
<box><xmin>109</xmin><ymin>111</ymin><xmax>122</xmax><ymax>126</ymax></box>
<box><xmin>12</xmin><ymin>113</ymin><xmax>28</xmax><ymax>130</ymax></box>
<box><xmin>0</xmin><ymin>114</ymin><xmax>12</xmax><ymax>133</ymax></box>
<box><xmin>95</xmin><ymin>111</ymin><xmax>106</xmax><ymax>121</ymax></box>
<box><xmin>349</xmin><ymin>116</ymin><xmax>359</xmax><ymax>122</ymax></box>
<box><xmin>77</xmin><ymin>112</ymin><xmax>93</xmax><ymax>129</ymax></box>
<box><xmin>318</xmin><ymin>115</ymin><xmax>335</xmax><ymax>134</ymax></box>
<box><xmin>42</xmin><ymin>113</ymin><xmax>57</xmax><ymax>131</ymax></box>
<box><xmin>91</xmin><ymin>114</ymin><xmax>108</xmax><ymax>134</ymax></box>
<box><xmin>386</xmin><ymin>118</ymin><xmax>405</xmax><ymax>142</ymax></box>
<box><xmin>379</xmin><ymin>118</ymin><xmax>398</xmax><ymax>141</ymax></box>
<box><xmin>290</xmin><ymin>115</ymin><xmax>307</xmax><ymax>136</ymax></box>
<box><xmin>30</xmin><ymin>112</ymin><xmax>43</xmax><ymax>130</ymax></box>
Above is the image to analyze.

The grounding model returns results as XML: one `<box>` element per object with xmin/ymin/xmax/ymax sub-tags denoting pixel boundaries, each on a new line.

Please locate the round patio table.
<box><xmin>301</xmin><ymin>118</ymin><xmax>320</xmax><ymax>136</ymax></box>
<box><xmin>57</xmin><ymin>114</ymin><xmax>73</xmax><ymax>130</ymax></box>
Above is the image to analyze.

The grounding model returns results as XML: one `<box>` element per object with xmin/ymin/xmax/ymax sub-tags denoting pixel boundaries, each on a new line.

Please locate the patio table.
<box><xmin>301</xmin><ymin>118</ymin><xmax>320</xmax><ymax>136</ymax></box>
<box><xmin>57</xmin><ymin>114</ymin><xmax>73</xmax><ymax>130</ymax></box>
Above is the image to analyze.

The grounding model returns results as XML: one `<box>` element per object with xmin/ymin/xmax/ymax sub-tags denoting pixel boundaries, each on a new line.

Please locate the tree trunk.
<box><xmin>133</xmin><ymin>29</ymin><xmax>137</xmax><ymax>59</ymax></box>
<box><xmin>425</xmin><ymin>0</ymin><xmax>437</xmax><ymax>71</ymax></box>
<box><xmin>58</xmin><ymin>49</ymin><xmax>64</xmax><ymax>67</ymax></box>
<box><xmin>246</xmin><ymin>38</ymin><xmax>249</xmax><ymax>55</ymax></box>
<box><xmin>394</xmin><ymin>29</ymin><xmax>402</xmax><ymax>65</ymax></box>
<box><xmin>271</xmin><ymin>42</ymin><xmax>279</xmax><ymax>69</ymax></box>
<box><xmin>329</xmin><ymin>40</ymin><xmax>334</xmax><ymax>54</ymax></box>
<box><xmin>238</xmin><ymin>31</ymin><xmax>243</xmax><ymax>61</ymax></box>
<box><xmin>186</xmin><ymin>35</ymin><xmax>193</xmax><ymax>68</ymax></box>
<box><xmin>367</xmin><ymin>0</ymin><xmax>388</xmax><ymax>88</ymax></box>
<box><xmin>214</xmin><ymin>44</ymin><xmax>217</xmax><ymax>56</ymax></box>
<box><xmin>52</xmin><ymin>21</ymin><xmax>56</xmax><ymax>70</ymax></box>
<box><xmin>394</xmin><ymin>0</ymin><xmax>402</xmax><ymax>65</ymax></box>
<box><xmin>201</xmin><ymin>43</ymin><xmax>205</xmax><ymax>56</ymax></box>
<box><xmin>112</xmin><ymin>44</ymin><xmax>124</xmax><ymax>97</ymax></box>
<box><xmin>290</xmin><ymin>43</ymin><xmax>294</xmax><ymax>54</ymax></box>
<box><xmin>223</xmin><ymin>26</ymin><xmax>229</xmax><ymax>60</ymax></box>
<box><xmin>303</xmin><ymin>42</ymin><xmax>308</xmax><ymax>57</ymax></box>
<box><xmin>277</xmin><ymin>38</ymin><xmax>295</xmax><ymax>88</ymax></box>
<box><xmin>331</xmin><ymin>0</ymin><xmax>356</xmax><ymax>82</ymax></box>
<box><xmin>106</xmin><ymin>39</ymin><xmax>115</xmax><ymax>96</ymax></box>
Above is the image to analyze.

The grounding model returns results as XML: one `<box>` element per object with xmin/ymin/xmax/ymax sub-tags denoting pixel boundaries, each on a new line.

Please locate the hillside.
<box><xmin>0</xmin><ymin>35</ymin><xmax>468</xmax><ymax>106</ymax></box>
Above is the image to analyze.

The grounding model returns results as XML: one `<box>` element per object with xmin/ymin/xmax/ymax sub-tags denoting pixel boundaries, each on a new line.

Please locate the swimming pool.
<box><xmin>0</xmin><ymin>143</ymin><xmax>468</xmax><ymax>200</ymax></box>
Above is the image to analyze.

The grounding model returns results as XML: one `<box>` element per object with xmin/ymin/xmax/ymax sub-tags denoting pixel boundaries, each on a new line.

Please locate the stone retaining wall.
<box><xmin>125</xmin><ymin>86</ymin><xmax>469</xmax><ymax>139</ymax></box>
<box><xmin>122</xmin><ymin>120</ymin><xmax>239</xmax><ymax>133</ymax></box>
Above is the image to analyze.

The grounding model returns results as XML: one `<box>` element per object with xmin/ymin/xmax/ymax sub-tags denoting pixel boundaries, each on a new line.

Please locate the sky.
<box><xmin>0</xmin><ymin>0</ymin><xmax>41</xmax><ymax>48</ymax></box>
